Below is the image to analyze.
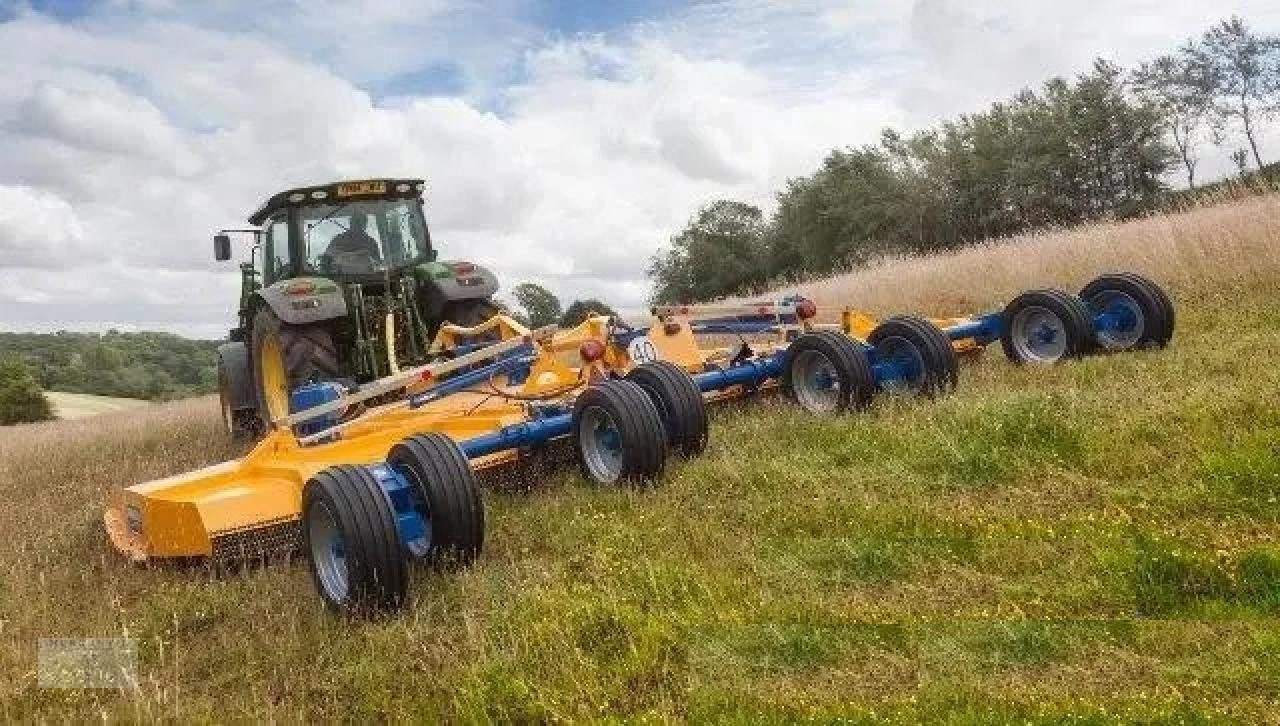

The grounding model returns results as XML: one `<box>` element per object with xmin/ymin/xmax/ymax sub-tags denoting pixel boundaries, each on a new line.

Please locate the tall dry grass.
<box><xmin>754</xmin><ymin>193</ymin><xmax>1280</xmax><ymax>319</ymax></box>
<box><xmin>2</xmin><ymin>195</ymin><xmax>1280</xmax><ymax>720</ymax></box>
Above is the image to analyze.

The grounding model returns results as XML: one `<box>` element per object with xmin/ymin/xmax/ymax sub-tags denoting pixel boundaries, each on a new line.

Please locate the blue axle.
<box><xmin>942</xmin><ymin>307</ymin><xmax>1127</xmax><ymax>347</ymax></box>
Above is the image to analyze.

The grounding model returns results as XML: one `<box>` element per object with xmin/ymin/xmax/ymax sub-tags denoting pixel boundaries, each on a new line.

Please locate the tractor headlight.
<box><xmin>126</xmin><ymin>505</ymin><xmax>143</xmax><ymax>535</ymax></box>
<box><xmin>395</xmin><ymin>183</ymin><xmax>411</xmax><ymax>193</ymax></box>
<box><xmin>310</xmin><ymin>190</ymin><xmax>328</xmax><ymax>200</ymax></box>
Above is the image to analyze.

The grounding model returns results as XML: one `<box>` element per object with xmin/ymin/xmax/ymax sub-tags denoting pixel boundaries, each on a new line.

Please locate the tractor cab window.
<box><xmin>300</xmin><ymin>199</ymin><xmax>430</xmax><ymax>276</ymax></box>
<box><xmin>265</xmin><ymin>214</ymin><xmax>291</xmax><ymax>282</ymax></box>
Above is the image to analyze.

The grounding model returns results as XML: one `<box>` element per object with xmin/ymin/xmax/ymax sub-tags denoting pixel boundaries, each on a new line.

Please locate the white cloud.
<box><xmin>0</xmin><ymin>186</ymin><xmax>87</xmax><ymax>270</ymax></box>
<box><xmin>0</xmin><ymin>1</ymin><xmax>1278</xmax><ymax>337</ymax></box>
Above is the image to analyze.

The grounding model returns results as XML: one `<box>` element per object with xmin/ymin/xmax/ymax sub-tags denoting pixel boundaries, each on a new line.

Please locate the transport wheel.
<box><xmin>1000</xmin><ymin>289</ymin><xmax>1094</xmax><ymax>364</ymax></box>
<box><xmin>251</xmin><ymin>308</ymin><xmax>341</xmax><ymax>431</ymax></box>
<box><xmin>781</xmin><ymin>331</ymin><xmax>875</xmax><ymax>413</ymax></box>
<box><xmin>573</xmin><ymin>380</ymin><xmax>667</xmax><ymax>485</ymax></box>
<box><xmin>1079</xmin><ymin>273</ymin><xmax>1174</xmax><ymax>350</ymax></box>
<box><xmin>624</xmin><ymin>361</ymin><xmax>709</xmax><ymax>457</ymax></box>
<box><xmin>302</xmin><ymin>465</ymin><xmax>408</xmax><ymax>615</ymax></box>
<box><xmin>387</xmin><ymin>433</ymin><xmax>484</xmax><ymax>566</ymax></box>
<box><xmin>867</xmin><ymin>316</ymin><xmax>959</xmax><ymax>397</ymax></box>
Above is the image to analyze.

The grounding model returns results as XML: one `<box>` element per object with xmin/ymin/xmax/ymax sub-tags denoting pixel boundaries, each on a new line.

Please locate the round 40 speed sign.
<box><xmin>626</xmin><ymin>335</ymin><xmax>659</xmax><ymax>364</ymax></box>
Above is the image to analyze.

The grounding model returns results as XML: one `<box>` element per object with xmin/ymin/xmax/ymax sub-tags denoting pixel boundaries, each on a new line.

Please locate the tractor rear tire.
<box><xmin>1000</xmin><ymin>289</ymin><xmax>1094</xmax><ymax>364</ymax></box>
<box><xmin>573</xmin><ymin>380</ymin><xmax>667</xmax><ymax>486</ymax></box>
<box><xmin>782</xmin><ymin>331</ymin><xmax>876</xmax><ymax>413</ymax></box>
<box><xmin>251</xmin><ymin>308</ymin><xmax>342</xmax><ymax>431</ymax></box>
<box><xmin>216</xmin><ymin>343</ymin><xmax>259</xmax><ymax>439</ymax></box>
<box><xmin>868</xmin><ymin>316</ymin><xmax>959</xmax><ymax>397</ymax></box>
<box><xmin>442</xmin><ymin>299</ymin><xmax>502</xmax><ymax>327</ymax></box>
<box><xmin>387</xmin><ymin>433</ymin><xmax>484</xmax><ymax>567</ymax></box>
<box><xmin>302</xmin><ymin>465</ymin><xmax>408</xmax><ymax>615</ymax></box>
<box><xmin>624</xmin><ymin>361</ymin><xmax>709</xmax><ymax>457</ymax></box>
<box><xmin>1079</xmin><ymin>273</ymin><xmax>1173</xmax><ymax>350</ymax></box>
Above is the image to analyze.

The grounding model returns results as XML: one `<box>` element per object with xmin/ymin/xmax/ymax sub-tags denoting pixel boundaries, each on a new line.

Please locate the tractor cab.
<box><xmin>212</xmin><ymin>179</ymin><xmax>502</xmax><ymax>436</ymax></box>
<box><xmin>217</xmin><ymin>179</ymin><xmax>435</xmax><ymax>286</ymax></box>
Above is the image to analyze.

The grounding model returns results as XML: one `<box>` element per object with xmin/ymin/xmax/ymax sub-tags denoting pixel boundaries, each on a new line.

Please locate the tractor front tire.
<box><xmin>251</xmin><ymin>308</ymin><xmax>341</xmax><ymax>432</ymax></box>
<box><xmin>442</xmin><ymin>299</ymin><xmax>503</xmax><ymax>328</ymax></box>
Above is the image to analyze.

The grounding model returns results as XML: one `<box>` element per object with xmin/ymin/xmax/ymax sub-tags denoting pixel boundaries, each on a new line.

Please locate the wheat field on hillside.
<box><xmin>756</xmin><ymin>193</ymin><xmax>1280</xmax><ymax>320</ymax></box>
<box><xmin>2</xmin><ymin>196</ymin><xmax>1279</xmax><ymax>721</ymax></box>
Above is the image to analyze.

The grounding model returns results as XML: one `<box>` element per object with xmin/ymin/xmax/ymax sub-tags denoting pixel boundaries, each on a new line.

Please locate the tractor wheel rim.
<box><xmin>308</xmin><ymin>501</ymin><xmax>349</xmax><ymax>603</ymax></box>
<box><xmin>258</xmin><ymin>334</ymin><xmax>289</xmax><ymax>424</ymax></box>
<box><xmin>791</xmin><ymin>349</ymin><xmax>841</xmax><ymax>412</ymax></box>
<box><xmin>1011</xmin><ymin>305</ymin><xmax>1068</xmax><ymax>363</ymax></box>
<box><xmin>579</xmin><ymin>405</ymin><xmax>624</xmax><ymax>483</ymax></box>
<box><xmin>1087</xmin><ymin>290</ymin><xmax>1144</xmax><ymax>350</ymax></box>
<box><xmin>876</xmin><ymin>335</ymin><xmax>925</xmax><ymax>395</ymax></box>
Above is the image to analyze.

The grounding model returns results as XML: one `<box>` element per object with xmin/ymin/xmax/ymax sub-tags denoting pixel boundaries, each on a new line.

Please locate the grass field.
<box><xmin>2</xmin><ymin>196</ymin><xmax>1279</xmax><ymax>722</ymax></box>
<box><xmin>44</xmin><ymin>391</ymin><xmax>149</xmax><ymax>420</ymax></box>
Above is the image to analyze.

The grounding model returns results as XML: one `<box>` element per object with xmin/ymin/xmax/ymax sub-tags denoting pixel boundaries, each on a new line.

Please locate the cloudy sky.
<box><xmin>1</xmin><ymin>0</ymin><xmax>1278</xmax><ymax>338</ymax></box>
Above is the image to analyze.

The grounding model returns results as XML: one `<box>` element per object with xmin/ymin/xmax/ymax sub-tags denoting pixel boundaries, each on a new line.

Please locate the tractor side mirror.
<box><xmin>213</xmin><ymin>234</ymin><xmax>232</xmax><ymax>261</ymax></box>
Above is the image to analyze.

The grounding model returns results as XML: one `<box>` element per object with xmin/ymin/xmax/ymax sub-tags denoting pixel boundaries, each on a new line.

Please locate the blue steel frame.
<box><xmin>939</xmin><ymin>305</ymin><xmax>1134</xmax><ymax>349</ymax></box>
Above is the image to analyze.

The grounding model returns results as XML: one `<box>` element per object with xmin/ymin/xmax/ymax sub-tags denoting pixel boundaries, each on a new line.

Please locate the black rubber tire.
<box><xmin>867</xmin><ymin>315</ymin><xmax>959</xmax><ymax>397</ymax></box>
<box><xmin>1000</xmin><ymin>289</ymin><xmax>1095</xmax><ymax>364</ymax></box>
<box><xmin>442</xmin><ymin>298</ymin><xmax>502</xmax><ymax>327</ymax></box>
<box><xmin>217</xmin><ymin>347</ymin><xmax>259</xmax><ymax>439</ymax></box>
<box><xmin>573</xmin><ymin>380</ymin><xmax>667</xmax><ymax>486</ymax></box>
<box><xmin>624</xmin><ymin>361</ymin><xmax>709</xmax><ymax>458</ymax></box>
<box><xmin>781</xmin><ymin>330</ymin><xmax>876</xmax><ymax>413</ymax></box>
<box><xmin>387</xmin><ymin>433</ymin><xmax>484</xmax><ymax>567</ymax></box>
<box><xmin>1079</xmin><ymin>272</ymin><xmax>1174</xmax><ymax>349</ymax></box>
<box><xmin>250</xmin><ymin>307</ymin><xmax>342</xmax><ymax>430</ymax></box>
<box><xmin>302</xmin><ymin>465</ymin><xmax>408</xmax><ymax>615</ymax></box>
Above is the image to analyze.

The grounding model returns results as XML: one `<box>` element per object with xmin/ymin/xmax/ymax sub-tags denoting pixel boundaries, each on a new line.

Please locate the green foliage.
<box><xmin>0</xmin><ymin>331</ymin><xmax>218</xmax><ymax>401</ymax></box>
<box><xmin>649</xmin><ymin>60</ymin><xmax>1175</xmax><ymax>301</ymax></box>
<box><xmin>559</xmin><ymin>299</ymin><xmax>618</xmax><ymax>327</ymax></box>
<box><xmin>647</xmin><ymin>200</ymin><xmax>768</xmax><ymax>304</ymax></box>
<box><xmin>511</xmin><ymin>282</ymin><xmax>562</xmax><ymax>328</ymax></box>
<box><xmin>0</xmin><ymin>357</ymin><xmax>54</xmax><ymax>425</ymax></box>
<box><xmin>1183</xmin><ymin>16</ymin><xmax>1280</xmax><ymax>170</ymax></box>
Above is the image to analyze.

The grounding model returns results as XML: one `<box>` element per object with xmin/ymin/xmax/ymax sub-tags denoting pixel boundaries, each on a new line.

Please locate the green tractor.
<box><xmin>213</xmin><ymin>178</ymin><xmax>501</xmax><ymax>436</ymax></box>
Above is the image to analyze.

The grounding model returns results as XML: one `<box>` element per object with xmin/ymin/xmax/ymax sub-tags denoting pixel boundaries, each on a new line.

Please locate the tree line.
<box><xmin>0</xmin><ymin>330</ymin><xmax>220</xmax><ymax>402</ymax></box>
<box><xmin>648</xmin><ymin>16</ymin><xmax>1280</xmax><ymax>304</ymax></box>
<box><xmin>505</xmin><ymin>284</ymin><xmax>618</xmax><ymax>329</ymax></box>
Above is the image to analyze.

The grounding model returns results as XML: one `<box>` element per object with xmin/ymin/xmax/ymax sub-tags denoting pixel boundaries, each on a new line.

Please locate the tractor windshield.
<box><xmin>300</xmin><ymin>199</ymin><xmax>430</xmax><ymax>276</ymax></box>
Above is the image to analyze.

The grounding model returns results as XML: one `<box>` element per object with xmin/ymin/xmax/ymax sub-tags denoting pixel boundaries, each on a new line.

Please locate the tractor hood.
<box><xmin>257</xmin><ymin>276</ymin><xmax>348</xmax><ymax>326</ymax></box>
<box><xmin>417</xmin><ymin>260</ymin><xmax>500</xmax><ymax>301</ymax></box>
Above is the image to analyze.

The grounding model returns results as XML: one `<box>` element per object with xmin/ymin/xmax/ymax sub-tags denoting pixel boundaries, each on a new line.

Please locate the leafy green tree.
<box><xmin>1184</xmin><ymin>16</ymin><xmax>1280</xmax><ymax>169</ymax></box>
<box><xmin>1133</xmin><ymin>55</ymin><xmax>1212</xmax><ymax>188</ymax></box>
<box><xmin>0</xmin><ymin>358</ymin><xmax>55</xmax><ymax>425</ymax></box>
<box><xmin>511</xmin><ymin>282</ymin><xmax>563</xmax><ymax>328</ymax></box>
<box><xmin>649</xmin><ymin>200</ymin><xmax>768</xmax><ymax>304</ymax></box>
<box><xmin>559</xmin><ymin>299</ymin><xmax>618</xmax><ymax>328</ymax></box>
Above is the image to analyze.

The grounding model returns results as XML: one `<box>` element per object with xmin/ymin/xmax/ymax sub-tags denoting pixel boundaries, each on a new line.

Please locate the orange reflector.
<box><xmin>796</xmin><ymin>300</ymin><xmax>818</xmax><ymax>320</ymax></box>
<box><xmin>285</xmin><ymin>280</ymin><xmax>316</xmax><ymax>295</ymax></box>
<box><xmin>579</xmin><ymin>339</ymin><xmax>605</xmax><ymax>362</ymax></box>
